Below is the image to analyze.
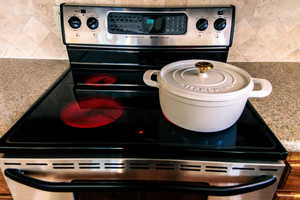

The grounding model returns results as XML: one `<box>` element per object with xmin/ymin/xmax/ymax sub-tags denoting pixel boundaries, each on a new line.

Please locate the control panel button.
<box><xmin>87</xmin><ymin>17</ymin><xmax>99</xmax><ymax>30</ymax></box>
<box><xmin>68</xmin><ymin>16</ymin><xmax>81</xmax><ymax>29</ymax></box>
<box><xmin>196</xmin><ymin>18</ymin><xmax>208</xmax><ymax>31</ymax></box>
<box><xmin>214</xmin><ymin>18</ymin><xmax>226</xmax><ymax>31</ymax></box>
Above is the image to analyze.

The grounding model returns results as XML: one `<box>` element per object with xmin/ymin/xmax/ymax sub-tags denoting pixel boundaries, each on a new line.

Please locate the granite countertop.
<box><xmin>0</xmin><ymin>59</ymin><xmax>300</xmax><ymax>152</ymax></box>
<box><xmin>233</xmin><ymin>62</ymin><xmax>300</xmax><ymax>152</ymax></box>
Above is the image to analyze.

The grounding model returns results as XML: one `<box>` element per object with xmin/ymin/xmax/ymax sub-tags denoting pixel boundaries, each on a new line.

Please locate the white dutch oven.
<box><xmin>143</xmin><ymin>60</ymin><xmax>272</xmax><ymax>132</ymax></box>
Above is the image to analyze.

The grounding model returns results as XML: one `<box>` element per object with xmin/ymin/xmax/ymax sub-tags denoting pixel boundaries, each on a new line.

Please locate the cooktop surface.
<box><xmin>0</xmin><ymin>70</ymin><xmax>287</xmax><ymax>159</ymax></box>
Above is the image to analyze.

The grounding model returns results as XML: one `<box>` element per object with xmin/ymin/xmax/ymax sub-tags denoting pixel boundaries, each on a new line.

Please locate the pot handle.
<box><xmin>249</xmin><ymin>78</ymin><xmax>272</xmax><ymax>98</ymax></box>
<box><xmin>143</xmin><ymin>70</ymin><xmax>160</xmax><ymax>88</ymax></box>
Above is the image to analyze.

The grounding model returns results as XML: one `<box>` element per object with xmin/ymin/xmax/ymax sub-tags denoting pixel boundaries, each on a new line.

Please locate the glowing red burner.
<box><xmin>60</xmin><ymin>97</ymin><xmax>123</xmax><ymax>128</ymax></box>
<box><xmin>136</xmin><ymin>129</ymin><xmax>145</xmax><ymax>135</ymax></box>
<box><xmin>84</xmin><ymin>74</ymin><xmax>117</xmax><ymax>87</ymax></box>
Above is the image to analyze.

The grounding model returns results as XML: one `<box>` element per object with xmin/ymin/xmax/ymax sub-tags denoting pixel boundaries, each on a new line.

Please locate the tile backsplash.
<box><xmin>0</xmin><ymin>0</ymin><xmax>299</xmax><ymax>62</ymax></box>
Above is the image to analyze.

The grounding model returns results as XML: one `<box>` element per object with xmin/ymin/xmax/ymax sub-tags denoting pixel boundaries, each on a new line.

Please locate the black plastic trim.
<box><xmin>228</xmin><ymin>5</ymin><xmax>235</xmax><ymax>47</ymax></box>
<box><xmin>66</xmin><ymin>46</ymin><xmax>229</xmax><ymax>67</ymax></box>
<box><xmin>60</xmin><ymin>3</ymin><xmax>67</xmax><ymax>45</ymax></box>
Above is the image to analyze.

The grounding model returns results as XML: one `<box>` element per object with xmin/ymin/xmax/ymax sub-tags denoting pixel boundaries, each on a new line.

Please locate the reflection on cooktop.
<box><xmin>83</xmin><ymin>73</ymin><xmax>118</xmax><ymax>87</ymax></box>
<box><xmin>159</xmin><ymin>122</ymin><xmax>237</xmax><ymax>148</ymax></box>
<box><xmin>60</xmin><ymin>96</ymin><xmax>124</xmax><ymax>128</ymax></box>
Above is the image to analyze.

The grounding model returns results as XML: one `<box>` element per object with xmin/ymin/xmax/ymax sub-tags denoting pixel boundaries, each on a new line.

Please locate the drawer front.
<box><xmin>281</xmin><ymin>153</ymin><xmax>300</xmax><ymax>191</ymax></box>
<box><xmin>0</xmin><ymin>172</ymin><xmax>10</xmax><ymax>195</ymax></box>
<box><xmin>275</xmin><ymin>191</ymin><xmax>300</xmax><ymax>200</ymax></box>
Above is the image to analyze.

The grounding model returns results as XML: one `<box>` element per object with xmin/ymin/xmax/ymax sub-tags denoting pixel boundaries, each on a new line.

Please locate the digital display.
<box><xmin>146</xmin><ymin>18</ymin><xmax>154</xmax><ymax>24</ymax></box>
<box><xmin>108</xmin><ymin>13</ymin><xmax>187</xmax><ymax>35</ymax></box>
<box><xmin>143</xmin><ymin>16</ymin><xmax>166</xmax><ymax>34</ymax></box>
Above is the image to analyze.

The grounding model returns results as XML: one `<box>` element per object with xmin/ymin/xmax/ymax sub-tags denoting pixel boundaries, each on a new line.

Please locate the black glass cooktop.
<box><xmin>0</xmin><ymin>70</ymin><xmax>287</xmax><ymax>159</ymax></box>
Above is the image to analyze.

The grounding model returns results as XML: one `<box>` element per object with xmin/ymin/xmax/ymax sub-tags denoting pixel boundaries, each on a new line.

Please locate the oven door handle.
<box><xmin>4</xmin><ymin>168</ymin><xmax>276</xmax><ymax>196</ymax></box>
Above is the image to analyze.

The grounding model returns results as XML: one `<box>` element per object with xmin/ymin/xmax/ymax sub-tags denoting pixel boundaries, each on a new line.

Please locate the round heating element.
<box><xmin>60</xmin><ymin>97</ymin><xmax>124</xmax><ymax>128</ymax></box>
<box><xmin>84</xmin><ymin>74</ymin><xmax>117</xmax><ymax>86</ymax></box>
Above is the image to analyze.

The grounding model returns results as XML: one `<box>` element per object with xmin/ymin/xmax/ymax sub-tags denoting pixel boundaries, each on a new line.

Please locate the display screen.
<box><xmin>108</xmin><ymin>13</ymin><xmax>187</xmax><ymax>35</ymax></box>
<box><xmin>143</xmin><ymin>16</ymin><xmax>165</xmax><ymax>34</ymax></box>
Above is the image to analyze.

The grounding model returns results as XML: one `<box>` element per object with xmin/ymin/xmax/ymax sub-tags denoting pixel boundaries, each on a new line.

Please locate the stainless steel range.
<box><xmin>0</xmin><ymin>4</ymin><xmax>287</xmax><ymax>200</ymax></box>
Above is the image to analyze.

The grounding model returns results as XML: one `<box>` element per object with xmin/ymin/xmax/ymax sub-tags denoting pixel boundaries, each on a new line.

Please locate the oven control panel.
<box><xmin>107</xmin><ymin>13</ymin><xmax>188</xmax><ymax>35</ymax></box>
<box><xmin>61</xmin><ymin>4</ymin><xmax>235</xmax><ymax>47</ymax></box>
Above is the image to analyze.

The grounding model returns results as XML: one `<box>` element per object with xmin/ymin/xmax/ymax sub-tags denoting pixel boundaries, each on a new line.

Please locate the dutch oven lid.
<box><xmin>161</xmin><ymin>60</ymin><xmax>252</xmax><ymax>101</ymax></box>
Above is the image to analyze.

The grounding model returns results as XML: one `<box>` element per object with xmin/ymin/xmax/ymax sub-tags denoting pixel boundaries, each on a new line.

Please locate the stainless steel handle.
<box><xmin>5</xmin><ymin>169</ymin><xmax>276</xmax><ymax>196</ymax></box>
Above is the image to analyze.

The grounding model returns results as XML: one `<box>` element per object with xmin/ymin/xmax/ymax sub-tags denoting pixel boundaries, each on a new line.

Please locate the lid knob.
<box><xmin>195</xmin><ymin>62</ymin><xmax>214</xmax><ymax>73</ymax></box>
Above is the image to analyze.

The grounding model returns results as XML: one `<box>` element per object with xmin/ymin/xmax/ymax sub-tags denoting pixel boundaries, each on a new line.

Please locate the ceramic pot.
<box><xmin>143</xmin><ymin>60</ymin><xmax>272</xmax><ymax>132</ymax></box>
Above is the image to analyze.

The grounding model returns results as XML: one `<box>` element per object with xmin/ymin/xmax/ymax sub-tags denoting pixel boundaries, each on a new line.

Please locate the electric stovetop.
<box><xmin>0</xmin><ymin>70</ymin><xmax>287</xmax><ymax>160</ymax></box>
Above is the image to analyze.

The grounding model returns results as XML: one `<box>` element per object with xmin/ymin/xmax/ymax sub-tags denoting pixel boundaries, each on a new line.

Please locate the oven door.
<box><xmin>1</xmin><ymin>159</ymin><xmax>285</xmax><ymax>200</ymax></box>
<box><xmin>4</xmin><ymin>168</ymin><xmax>279</xmax><ymax>200</ymax></box>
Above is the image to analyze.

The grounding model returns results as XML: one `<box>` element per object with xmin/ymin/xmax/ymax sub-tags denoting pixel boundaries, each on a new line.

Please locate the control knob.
<box><xmin>68</xmin><ymin>16</ymin><xmax>81</xmax><ymax>29</ymax></box>
<box><xmin>196</xmin><ymin>18</ymin><xmax>208</xmax><ymax>31</ymax></box>
<box><xmin>214</xmin><ymin>18</ymin><xmax>226</xmax><ymax>31</ymax></box>
<box><xmin>87</xmin><ymin>17</ymin><xmax>99</xmax><ymax>30</ymax></box>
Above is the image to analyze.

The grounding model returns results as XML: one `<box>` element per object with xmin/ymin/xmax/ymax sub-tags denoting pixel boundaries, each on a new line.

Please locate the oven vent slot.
<box><xmin>181</xmin><ymin>164</ymin><xmax>201</xmax><ymax>168</ymax></box>
<box><xmin>26</xmin><ymin>163</ymin><xmax>48</xmax><ymax>166</ymax></box>
<box><xmin>129</xmin><ymin>162</ymin><xmax>150</xmax><ymax>170</ymax></box>
<box><xmin>104</xmin><ymin>163</ymin><xmax>125</xmax><ymax>169</ymax></box>
<box><xmin>52</xmin><ymin>163</ymin><xmax>75</xmax><ymax>169</ymax></box>
<box><xmin>259</xmin><ymin>168</ymin><xmax>278</xmax><ymax>172</ymax></box>
<box><xmin>52</xmin><ymin>163</ymin><xmax>74</xmax><ymax>166</ymax></box>
<box><xmin>205</xmin><ymin>166</ymin><xmax>227</xmax><ymax>173</ymax></box>
<box><xmin>180</xmin><ymin>168</ymin><xmax>201</xmax><ymax>171</ymax></box>
<box><xmin>155</xmin><ymin>163</ymin><xmax>176</xmax><ymax>170</ymax></box>
<box><xmin>180</xmin><ymin>164</ymin><xmax>201</xmax><ymax>171</ymax></box>
<box><xmin>53</xmin><ymin>167</ymin><xmax>75</xmax><ymax>169</ymax></box>
<box><xmin>4</xmin><ymin>162</ymin><xmax>21</xmax><ymax>166</ymax></box>
<box><xmin>105</xmin><ymin>166</ymin><xmax>125</xmax><ymax>169</ymax></box>
<box><xmin>205</xmin><ymin>166</ymin><xmax>227</xmax><ymax>169</ymax></box>
<box><xmin>129</xmin><ymin>162</ymin><xmax>150</xmax><ymax>166</ymax></box>
<box><xmin>104</xmin><ymin>163</ymin><xmax>124</xmax><ymax>165</ymax></box>
<box><xmin>205</xmin><ymin>169</ymin><xmax>227</xmax><ymax>173</ymax></box>
<box><xmin>79</xmin><ymin>167</ymin><xmax>100</xmax><ymax>169</ymax></box>
<box><xmin>232</xmin><ymin>167</ymin><xmax>255</xmax><ymax>171</ymax></box>
<box><xmin>79</xmin><ymin>163</ymin><xmax>101</xmax><ymax>169</ymax></box>
<box><xmin>156</xmin><ymin>167</ymin><xmax>175</xmax><ymax>170</ymax></box>
<box><xmin>130</xmin><ymin>166</ymin><xmax>150</xmax><ymax>169</ymax></box>
<box><xmin>156</xmin><ymin>163</ymin><xmax>176</xmax><ymax>167</ymax></box>
<box><xmin>79</xmin><ymin>163</ymin><xmax>100</xmax><ymax>166</ymax></box>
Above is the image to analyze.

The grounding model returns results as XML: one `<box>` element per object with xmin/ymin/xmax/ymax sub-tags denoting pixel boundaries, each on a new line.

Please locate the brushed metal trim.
<box><xmin>0</xmin><ymin>158</ymin><xmax>285</xmax><ymax>180</ymax></box>
<box><xmin>62</xmin><ymin>5</ymin><xmax>234</xmax><ymax>46</ymax></box>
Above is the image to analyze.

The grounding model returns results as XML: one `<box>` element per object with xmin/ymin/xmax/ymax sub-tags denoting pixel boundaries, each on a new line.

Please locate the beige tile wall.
<box><xmin>0</xmin><ymin>0</ymin><xmax>300</xmax><ymax>61</ymax></box>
